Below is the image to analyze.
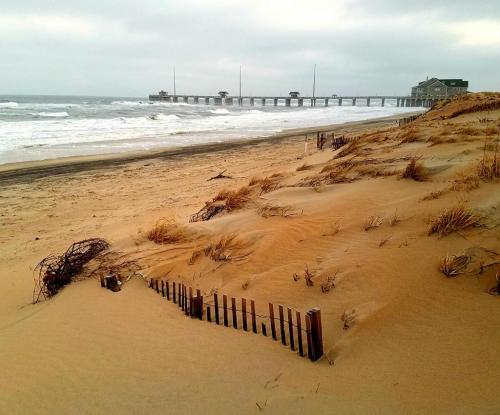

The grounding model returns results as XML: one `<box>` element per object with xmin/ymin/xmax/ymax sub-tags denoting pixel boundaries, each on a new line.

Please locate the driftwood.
<box><xmin>190</xmin><ymin>203</ymin><xmax>225</xmax><ymax>222</ymax></box>
<box><xmin>207</xmin><ymin>170</ymin><xmax>232</xmax><ymax>181</ymax></box>
<box><xmin>33</xmin><ymin>238</ymin><xmax>109</xmax><ymax>303</ymax></box>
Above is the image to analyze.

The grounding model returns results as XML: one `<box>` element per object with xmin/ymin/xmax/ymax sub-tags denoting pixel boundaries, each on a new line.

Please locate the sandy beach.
<box><xmin>1</xmin><ymin>94</ymin><xmax>499</xmax><ymax>414</ymax></box>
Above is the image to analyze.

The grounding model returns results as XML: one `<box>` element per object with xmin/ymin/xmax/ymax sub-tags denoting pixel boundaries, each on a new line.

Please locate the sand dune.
<box><xmin>1</xmin><ymin>94</ymin><xmax>499</xmax><ymax>414</ymax></box>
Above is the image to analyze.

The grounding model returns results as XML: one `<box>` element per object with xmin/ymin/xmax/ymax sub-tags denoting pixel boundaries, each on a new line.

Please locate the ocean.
<box><xmin>0</xmin><ymin>95</ymin><xmax>420</xmax><ymax>165</ymax></box>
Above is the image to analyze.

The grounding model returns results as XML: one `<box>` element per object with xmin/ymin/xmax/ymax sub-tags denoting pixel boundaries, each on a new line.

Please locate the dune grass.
<box><xmin>428</xmin><ymin>204</ymin><xmax>479</xmax><ymax>237</ymax></box>
<box><xmin>439</xmin><ymin>253</ymin><xmax>470</xmax><ymax>277</ymax></box>
<box><xmin>401</xmin><ymin>157</ymin><xmax>428</xmax><ymax>181</ymax></box>
<box><xmin>147</xmin><ymin>220</ymin><xmax>188</xmax><ymax>244</ymax></box>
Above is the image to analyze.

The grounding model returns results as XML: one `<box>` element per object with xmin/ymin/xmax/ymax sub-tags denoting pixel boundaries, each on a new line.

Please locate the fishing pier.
<box><xmin>149</xmin><ymin>93</ymin><xmax>433</xmax><ymax>108</ymax></box>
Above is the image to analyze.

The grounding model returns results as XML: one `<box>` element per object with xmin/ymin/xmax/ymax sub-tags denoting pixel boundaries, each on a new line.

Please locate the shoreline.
<box><xmin>0</xmin><ymin>111</ymin><xmax>421</xmax><ymax>184</ymax></box>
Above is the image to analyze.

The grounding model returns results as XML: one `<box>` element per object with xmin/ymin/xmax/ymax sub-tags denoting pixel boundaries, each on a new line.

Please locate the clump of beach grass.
<box><xmin>428</xmin><ymin>203</ymin><xmax>479</xmax><ymax>237</ymax></box>
<box><xmin>363</xmin><ymin>215</ymin><xmax>383</xmax><ymax>231</ymax></box>
<box><xmin>477</xmin><ymin>149</ymin><xmax>499</xmax><ymax>181</ymax></box>
<box><xmin>147</xmin><ymin>220</ymin><xmax>188</xmax><ymax>244</ymax></box>
<box><xmin>439</xmin><ymin>253</ymin><xmax>470</xmax><ymax>277</ymax></box>
<box><xmin>204</xmin><ymin>233</ymin><xmax>251</xmax><ymax>262</ymax></box>
<box><xmin>401</xmin><ymin>157</ymin><xmax>428</xmax><ymax>181</ymax></box>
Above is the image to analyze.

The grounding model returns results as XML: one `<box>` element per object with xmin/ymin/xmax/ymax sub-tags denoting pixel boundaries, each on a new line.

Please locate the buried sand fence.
<box><xmin>131</xmin><ymin>278</ymin><xmax>324</xmax><ymax>361</ymax></box>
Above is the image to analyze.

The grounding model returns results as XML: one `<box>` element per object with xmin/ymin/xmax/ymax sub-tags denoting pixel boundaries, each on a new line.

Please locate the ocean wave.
<box><xmin>35</xmin><ymin>111</ymin><xmax>69</xmax><ymax>118</ymax></box>
<box><xmin>112</xmin><ymin>100</ymin><xmax>150</xmax><ymax>106</ymax></box>
<box><xmin>210</xmin><ymin>108</ymin><xmax>231</xmax><ymax>115</ymax></box>
<box><xmin>148</xmin><ymin>113</ymin><xmax>179</xmax><ymax>121</ymax></box>
<box><xmin>0</xmin><ymin>102</ymin><xmax>18</xmax><ymax>108</ymax></box>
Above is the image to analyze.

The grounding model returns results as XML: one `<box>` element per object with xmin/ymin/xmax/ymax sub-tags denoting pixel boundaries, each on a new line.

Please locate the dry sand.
<box><xmin>1</xmin><ymin>96</ymin><xmax>499</xmax><ymax>414</ymax></box>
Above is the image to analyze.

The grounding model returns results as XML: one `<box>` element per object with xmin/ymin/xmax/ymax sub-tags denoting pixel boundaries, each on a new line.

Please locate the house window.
<box><xmin>434</xmin><ymin>87</ymin><xmax>441</xmax><ymax>91</ymax></box>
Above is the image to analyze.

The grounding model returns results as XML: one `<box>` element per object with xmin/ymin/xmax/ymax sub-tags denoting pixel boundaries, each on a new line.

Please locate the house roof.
<box><xmin>416</xmin><ymin>78</ymin><xmax>468</xmax><ymax>88</ymax></box>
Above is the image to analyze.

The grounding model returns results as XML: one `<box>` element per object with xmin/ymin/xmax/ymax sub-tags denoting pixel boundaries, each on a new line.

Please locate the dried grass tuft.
<box><xmin>147</xmin><ymin>220</ymin><xmax>188</xmax><ymax>244</ymax></box>
<box><xmin>428</xmin><ymin>203</ymin><xmax>479</xmax><ymax>237</ymax></box>
<box><xmin>422</xmin><ymin>188</ymin><xmax>446</xmax><ymax>201</ymax></box>
<box><xmin>439</xmin><ymin>253</ymin><xmax>470</xmax><ymax>277</ymax></box>
<box><xmin>320</xmin><ymin>274</ymin><xmax>337</xmax><ymax>293</ymax></box>
<box><xmin>204</xmin><ymin>233</ymin><xmax>250</xmax><ymax>262</ymax></box>
<box><xmin>257</xmin><ymin>204</ymin><xmax>301</xmax><ymax>218</ymax></box>
<box><xmin>364</xmin><ymin>215</ymin><xmax>383</xmax><ymax>231</ymax></box>
<box><xmin>389</xmin><ymin>211</ymin><xmax>401</xmax><ymax>226</ymax></box>
<box><xmin>477</xmin><ymin>149</ymin><xmax>500</xmax><ymax>181</ymax></box>
<box><xmin>401</xmin><ymin>157</ymin><xmax>428</xmax><ymax>181</ymax></box>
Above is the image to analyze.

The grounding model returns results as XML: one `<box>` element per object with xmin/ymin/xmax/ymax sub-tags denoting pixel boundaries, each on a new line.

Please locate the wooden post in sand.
<box><xmin>296</xmin><ymin>311</ymin><xmax>304</xmax><ymax>357</ymax></box>
<box><xmin>185</xmin><ymin>286</ymin><xmax>190</xmax><ymax>316</ymax></box>
<box><xmin>214</xmin><ymin>293</ymin><xmax>220</xmax><ymax>325</ymax></box>
<box><xmin>189</xmin><ymin>287</ymin><xmax>193</xmax><ymax>317</ymax></box>
<box><xmin>207</xmin><ymin>305</ymin><xmax>212</xmax><ymax>322</ymax></box>
<box><xmin>261</xmin><ymin>322</ymin><xmax>267</xmax><ymax>336</ymax></box>
<box><xmin>179</xmin><ymin>284</ymin><xmax>183</xmax><ymax>309</ymax></box>
<box><xmin>223</xmin><ymin>295</ymin><xmax>229</xmax><ymax>327</ymax></box>
<box><xmin>307</xmin><ymin>308</ymin><xmax>323</xmax><ymax>361</ymax></box>
<box><xmin>305</xmin><ymin>313</ymin><xmax>313</xmax><ymax>358</ymax></box>
<box><xmin>161</xmin><ymin>280</ymin><xmax>165</xmax><ymax>297</ymax></box>
<box><xmin>269</xmin><ymin>303</ymin><xmax>277</xmax><ymax>340</ymax></box>
<box><xmin>288</xmin><ymin>308</ymin><xmax>295</xmax><ymax>351</ymax></box>
<box><xmin>251</xmin><ymin>300</ymin><xmax>257</xmax><ymax>333</ymax></box>
<box><xmin>242</xmin><ymin>298</ymin><xmax>248</xmax><ymax>331</ymax></box>
<box><xmin>231</xmin><ymin>297</ymin><xmax>238</xmax><ymax>329</ymax></box>
<box><xmin>166</xmin><ymin>281</ymin><xmax>170</xmax><ymax>300</ymax></box>
<box><xmin>155</xmin><ymin>279</ymin><xmax>159</xmax><ymax>293</ymax></box>
<box><xmin>173</xmin><ymin>282</ymin><xmax>177</xmax><ymax>304</ymax></box>
<box><xmin>279</xmin><ymin>305</ymin><xmax>286</xmax><ymax>345</ymax></box>
<box><xmin>197</xmin><ymin>289</ymin><xmax>202</xmax><ymax>320</ymax></box>
<box><xmin>100</xmin><ymin>276</ymin><xmax>105</xmax><ymax>287</ymax></box>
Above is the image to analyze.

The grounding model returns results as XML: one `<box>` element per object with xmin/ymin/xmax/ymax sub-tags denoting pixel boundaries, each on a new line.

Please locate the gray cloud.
<box><xmin>0</xmin><ymin>0</ymin><xmax>499</xmax><ymax>96</ymax></box>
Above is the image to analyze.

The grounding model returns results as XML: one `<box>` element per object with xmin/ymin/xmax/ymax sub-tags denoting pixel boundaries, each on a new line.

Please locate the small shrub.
<box><xmin>389</xmin><ymin>211</ymin><xmax>400</xmax><ymax>226</ymax></box>
<box><xmin>320</xmin><ymin>275</ymin><xmax>336</xmax><ymax>293</ymax></box>
<box><xmin>477</xmin><ymin>150</ymin><xmax>500</xmax><ymax>181</ymax></box>
<box><xmin>422</xmin><ymin>189</ymin><xmax>446</xmax><ymax>200</ymax></box>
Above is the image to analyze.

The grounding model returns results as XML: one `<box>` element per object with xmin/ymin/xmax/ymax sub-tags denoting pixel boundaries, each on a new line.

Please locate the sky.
<box><xmin>1</xmin><ymin>0</ymin><xmax>499</xmax><ymax>97</ymax></box>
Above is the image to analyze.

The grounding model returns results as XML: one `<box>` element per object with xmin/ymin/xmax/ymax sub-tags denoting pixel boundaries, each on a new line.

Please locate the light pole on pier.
<box><xmin>312</xmin><ymin>64</ymin><xmax>316</xmax><ymax>107</ymax></box>
<box><xmin>173</xmin><ymin>67</ymin><xmax>176</xmax><ymax>96</ymax></box>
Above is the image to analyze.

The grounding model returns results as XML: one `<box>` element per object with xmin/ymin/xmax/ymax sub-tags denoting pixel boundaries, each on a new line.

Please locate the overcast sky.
<box><xmin>1</xmin><ymin>0</ymin><xmax>499</xmax><ymax>97</ymax></box>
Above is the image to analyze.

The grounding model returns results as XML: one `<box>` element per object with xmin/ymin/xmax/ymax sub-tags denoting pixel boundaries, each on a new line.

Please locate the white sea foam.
<box><xmin>210</xmin><ymin>108</ymin><xmax>231</xmax><ymax>115</ymax></box>
<box><xmin>0</xmin><ymin>102</ymin><xmax>18</xmax><ymax>108</ymax></box>
<box><xmin>35</xmin><ymin>111</ymin><xmax>69</xmax><ymax>117</ymax></box>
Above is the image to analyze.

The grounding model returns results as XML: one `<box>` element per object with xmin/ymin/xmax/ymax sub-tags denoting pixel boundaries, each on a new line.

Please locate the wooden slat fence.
<box><xmin>139</xmin><ymin>278</ymin><xmax>323</xmax><ymax>361</ymax></box>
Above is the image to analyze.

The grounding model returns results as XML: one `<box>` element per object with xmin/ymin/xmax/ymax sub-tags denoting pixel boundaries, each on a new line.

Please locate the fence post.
<box><xmin>296</xmin><ymin>311</ymin><xmax>304</xmax><ymax>357</ymax></box>
<box><xmin>214</xmin><ymin>293</ymin><xmax>220</xmax><ymax>325</ymax></box>
<box><xmin>155</xmin><ymin>279</ymin><xmax>159</xmax><ymax>293</ymax></box>
<box><xmin>269</xmin><ymin>303</ymin><xmax>277</xmax><ymax>340</ymax></box>
<box><xmin>307</xmin><ymin>308</ymin><xmax>323</xmax><ymax>361</ymax></box>
<box><xmin>207</xmin><ymin>305</ymin><xmax>212</xmax><ymax>322</ymax></box>
<box><xmin>279</xmin><ymin>305</ymin><xmax>286</xmax><ymax>345</ymax></box>
<box><xmin>223</xmin><ymin>295</ymin><xmax>229</xmax><ymax>327</ymax></box>
<box><xmin>184</xmin><ymin>286</ymin><xmax>190</xmax><ymax>316</ymax></box>
<box><xmin>262</xmin><ymin>322</ymin><xmax>267</xmax><ymax>336</ymax></box>
<box><xmin>161</xmin><ymin>280</ymin><xmax>165</xmax><ymax>297</ymax></box>
<box><xmin>189</xmin><ymin>287</ymin><xmax>193</xmax><ymax>317</ymax></box>
<box><xmin>288</xmin><ymin>308</ymin><xmax>295</xmax><ymax>351</ymax></box>
<box><xmin>166</xmin><ymin>281</ymin><xmax>170</xmax><ymax>300</ymax></box>
<box><xmin>198</xmin><ymin>295</ymin><xmax>203</xmax><ymax>320</ymax></box>
<box><xmin>242</xmin><ymin>298</ymin><xmax>248</xmax><ymax>331</ymax></box>
<box><xmin>306</xmin><ymin>313</ymin><xmax>313</xmax><ymax>359</ymax></box>
<box><xmin>231</xmin><ymin>297</ymin><xmax>238</xmax><ymax>329</ymax></box>
<box><xmin>173</xmin><ymin>282</ymin><xmax>177</xmax><ymax>304</ymax></box>
<box><xmin>251</xmin><ymin>300</ymin><xmax>257</xmax><ymax>333</ymax></box>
